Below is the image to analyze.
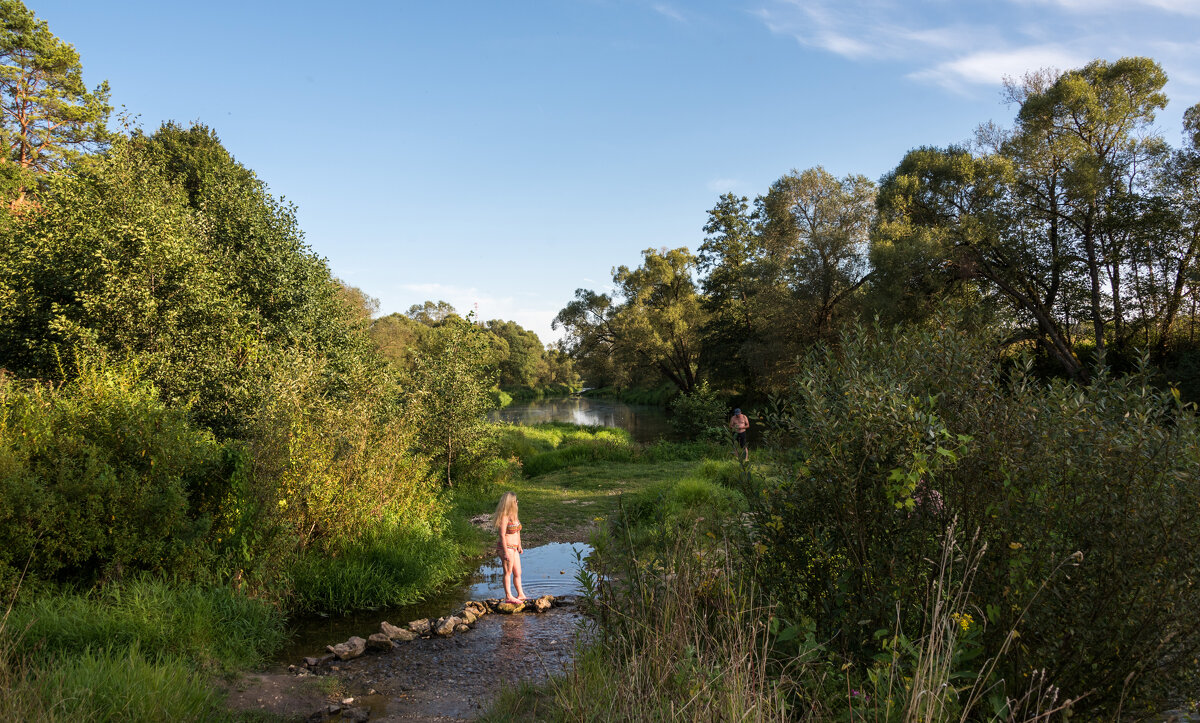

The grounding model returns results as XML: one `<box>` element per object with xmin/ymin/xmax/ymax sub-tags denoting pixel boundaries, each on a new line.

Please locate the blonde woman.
<box><xmin>494</xmin><ymin>492</ymin><xmax>526</xmax><ymax>603</ymax></box>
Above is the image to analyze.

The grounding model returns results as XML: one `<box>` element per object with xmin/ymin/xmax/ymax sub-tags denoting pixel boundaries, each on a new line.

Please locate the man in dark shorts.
<box><xmin>729</xmin><ymin>408</ymin><xmax>750</xmax><ymax>461</ymax></box>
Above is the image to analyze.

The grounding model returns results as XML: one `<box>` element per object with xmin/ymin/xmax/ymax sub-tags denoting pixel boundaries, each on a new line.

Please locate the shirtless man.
<box><xmin>729</xmin><ymin>408</ymin><xmax>750</xmax><ymax>461</ymax></box>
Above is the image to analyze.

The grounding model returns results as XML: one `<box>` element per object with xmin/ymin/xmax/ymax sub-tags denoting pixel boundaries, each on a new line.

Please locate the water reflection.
<box><xmin>489</xmin><ymin>396</ymin><xmax>677</xmax><ymax>443</ymax></box>
<box><xmin>467</xmin><ymin>541</ymin><xmax>588</xmax><ymax>600</ymax></box>
<box><xmin>276</xmin><ymin>542</ymin><xmax>590</xmax><ymax>666</ymax></box>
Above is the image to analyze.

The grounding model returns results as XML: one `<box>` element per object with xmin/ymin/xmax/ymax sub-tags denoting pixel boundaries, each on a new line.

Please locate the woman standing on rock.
<box><xmin>494</xmin><ymin>492</ymin><xmax>526</xmax><ymax>604</ymax></box>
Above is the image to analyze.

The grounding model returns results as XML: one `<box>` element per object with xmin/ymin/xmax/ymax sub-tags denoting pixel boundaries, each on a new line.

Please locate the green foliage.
<box><xmin>668</xmin><ymin>381</ymin><xmax>727</xmax><ymax>442</ymax></box>
<box><xmin>408</xmin><ymin>314</ymin><xmax>498</xmax><ymax>487</ymax></box>
<box><xmin>288</xmin><ymin>522</ymin><xmax>476</xmax><ymax>615</ymax></box>
<box><xmin>6</xmin><ymin>577</ymin><xmax>285</xmax><ymax>670</ymax></box>
<box><xmin>0</xmin><ymin>139</ymin><xmax>257</xmax><ymax>432</ymax></box>
<box><xmin>0</xmin><ymin>365</ymin><xmax>227</xmax><ymax>587</ymax></box>
<box><xmin>757</xmin><ymin>315</ymin><xmax>1200</xmax><ymax>714</ymax></box>
<box><xmin>238</xmin><ymin>349</ymin><xmax>443</xmax><ymax>559</ymax></box>
<box><xmin>4</xmin><ymin>646</ymin><xmax>222</xmax><ymax>722</ymax></box>
<box><xmin>0</xmin><ymin>0</ymin><xmax>111</xmax><ymax>187</ymax></box>
<box><xmin>557</xmin><ymin>247</ymin><xmax>705</xmax><ymax>394</ymax></box>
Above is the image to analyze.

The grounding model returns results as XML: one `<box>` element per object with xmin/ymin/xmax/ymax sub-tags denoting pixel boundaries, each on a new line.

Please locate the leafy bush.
<box><xmin>0</xmin><ymin>366</ymin><xmax>228</xmax><ymax>587</ymax></box>
<box><xmin>758</xmin><ymin>319</ymin><xmax>1200</xmax><ymax>714</ymax></box>
<box><xmin>668</xmin><ymin>381</ymin><xmax>728</xmax><ymax>442</ymax></box>
<box><xmin>289</xmin><ymin>523</ymin><xmax>475</xmax><ymax>615</ymax></box>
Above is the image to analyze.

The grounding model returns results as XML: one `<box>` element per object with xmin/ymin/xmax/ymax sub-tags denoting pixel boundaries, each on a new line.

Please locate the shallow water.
<box><xmin>276</xmin><ymin>542</ymin><xmax>590</xmax><ymax>667</ymax></box>
<box><xmin>489</xmin><ymin>396</ymin><xmax>677</xmax><ymax>443</ymax></box>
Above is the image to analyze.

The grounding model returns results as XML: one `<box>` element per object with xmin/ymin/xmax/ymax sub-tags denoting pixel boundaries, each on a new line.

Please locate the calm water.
<box><xmin>489</xmin><ymin>395</ymin><xmax>678</xmax><ymax>443</ymax></box>
<box><xmin>276</xmin><ymin>542</ymin><xmax>590</xmax><ymax>665</ymax></box>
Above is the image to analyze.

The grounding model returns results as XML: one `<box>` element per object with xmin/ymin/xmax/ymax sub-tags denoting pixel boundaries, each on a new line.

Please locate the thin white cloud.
<box><xmin>706</xmin><ymin>177</ymin><xmax>741</xmax><ymax>193</ymax></box>
<box><xmin>652</xmin><ymin>3</ymin><xmax>687</xmax><ymax>23</ymax></box>
<box><xmin>910</xmin><ymin>45</ymin><xmax>1086</xmax><ymax>90</ymax></box>
<box><xmin>1018</xmin><ymin>0</ymin><xmax>1200</xmax><ymax>15</ymax></box>
<box><xmin>754</xmin><ymin>0</ymin><xmax>1200</xmax><ymax>95</ymax></box>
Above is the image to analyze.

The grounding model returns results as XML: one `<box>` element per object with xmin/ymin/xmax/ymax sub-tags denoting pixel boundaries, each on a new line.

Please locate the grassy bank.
<box><xmin>581</xmin><ymin>383</ymin><xmax>678</xmax><ymax>406</ymax></box>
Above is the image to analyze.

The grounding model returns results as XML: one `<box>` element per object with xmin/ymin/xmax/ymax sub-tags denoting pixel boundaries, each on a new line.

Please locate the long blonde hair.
<box><xmin>493</xmin><ymin>492</ymin><xmax>518</xmax><ymax>528</ymax></box>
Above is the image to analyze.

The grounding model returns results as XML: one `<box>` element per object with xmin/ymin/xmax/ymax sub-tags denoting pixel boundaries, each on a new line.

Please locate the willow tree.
<box><xmin>556</xmin><ymin>247</ymin><xmax>705</xmax><ymax>394</ymax></box>
<box><xmin>0</xmin><ymin>0</ymin><xmax>110</xmax><ymax>199</ymax></box>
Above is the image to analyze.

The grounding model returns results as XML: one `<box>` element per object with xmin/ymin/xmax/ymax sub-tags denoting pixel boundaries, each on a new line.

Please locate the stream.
<box><xmin>269</xmin><ymin>543</ymin><xmax>592</xmax><ymax>721</ymax></box>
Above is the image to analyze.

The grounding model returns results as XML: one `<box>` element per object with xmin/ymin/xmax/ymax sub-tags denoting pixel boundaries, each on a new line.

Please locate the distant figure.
<box><xmin>729</xmin><ymin>408</ymin><xmax>750</xmax><ymax>461</ymax></box>
<box><xmin>494</xmin><ymin>492</ymin><xmax>526</xmax><ymax>604</ymax></box>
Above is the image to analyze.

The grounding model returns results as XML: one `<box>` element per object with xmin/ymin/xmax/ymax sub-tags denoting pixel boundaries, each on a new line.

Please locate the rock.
<box><xmin>532</xmin><ymin>595</ymin><xmax>554</xmax><ymax>612</ymax></box>
<box><xmin>464</xmin><ymin>600</ymin><xmax>489</xmax><ymax>617</ymax></box>
<box><xmin>381</xmin><ymin>621</ymin><xmax>418</xmax><ymax>642</ymax></box>
<box><xmin>408</xmin><ymin>618</ymin><xmax>433</xmax><ymax>636</ymax></box>
<box><xmin>496</xmin><ymin>601</ymin><xmax>524</xmax><ymax>614</ymax></box>
<box><xmin>342</xmin><ymin>707</ymin><xmax>369</xmax><ymax>722</ymax></box>
<box><xmin>553</xmin><ymin>594</ymin><xmax>580</xmax><ymax>607</ymax></box>
<box><xmin>459</xmin><ymin>608</ymin><xmax>478</xmax><ymax>625</ymax></box>
<box><xmin>484</xmin><ymin>598</ymin><xmax>501</xmax><ymax>613</ymax></box>
<box><xmin>327</xmin><ymin>636</ymin><xmax>367</xmax><ymax>661</ymax></box>
<box><xmin>435</xmin><ymin>616</ymin><xmax>462</xmax><ymax>636</ymax></box>
<box><xmin>455</xmin><ymin>623</ymin><xmax>470</xmax><ymax>633</ymax></box>
<box><xmin>303</xmin><ymin>656</ymin><xmax>322</xmax><ymax>668</ymax></box>
<box><xmin>367</xmin><ymin>632</ymin><xmax>394</xmax><ymax>651</ymax></box>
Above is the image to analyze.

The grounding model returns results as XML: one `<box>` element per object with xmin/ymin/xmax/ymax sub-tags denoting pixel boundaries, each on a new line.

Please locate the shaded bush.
<box><xmin>0</xmin><ymin>366</ymin><xmax>227</xmax><ymax>587</ymax></box>
<box><xmin>759</xmin><ymin>318</ymin><xmax>1200</xmax><ymax>714</ymax></box>
<box><xmin>668</xmin><ymin>381</ymin><xmax>728</xmax><ymax>442</ymax></box>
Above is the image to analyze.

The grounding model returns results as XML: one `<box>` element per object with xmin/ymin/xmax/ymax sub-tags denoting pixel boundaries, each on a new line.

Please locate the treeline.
<box><xmin>557</xmin><ymin>57</ymin><xmax>1200</xmax><ymax>400</ymax></box>
<box><xmin>369</xmin><ymin>300</ymin><xmax>578</xmax><ymax>393</ymax></box>
<box><xmin>0</xmin><ymin>2</ymin><xmax>508</xmax><ymax>606</ymax></box>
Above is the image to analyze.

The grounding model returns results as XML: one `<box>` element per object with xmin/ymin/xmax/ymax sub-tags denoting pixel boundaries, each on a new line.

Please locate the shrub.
<box><xmin>668</xmin><ymin>381</ymin><xmax>728</xmax><ymax>442</ymax></box>
<box><xmin>758</xmin><ymin>318</ymin><xmax>1200</xmax><ymax>714</ymax></box>
<box><xmin>0</xmin><ymin>366</ymin><xmax>227</xmax><ymax>587</ymax></box>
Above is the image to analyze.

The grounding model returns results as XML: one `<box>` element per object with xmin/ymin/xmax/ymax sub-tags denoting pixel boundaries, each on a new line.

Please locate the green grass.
<box><xmin>289</xmin><ymin>520</ymin><xmax>485</xmax><ymax>615</ymax></box>
<box><xmin>7</xmin><ymin>578</ymin><xmax>286</xmax><ymax>672</ymax></box>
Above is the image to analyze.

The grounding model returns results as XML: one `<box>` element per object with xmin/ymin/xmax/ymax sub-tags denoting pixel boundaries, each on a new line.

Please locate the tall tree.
<box><xmin>0</xmin><ymin>0</ymin><xmax>110</xmax><ymax>198</ymax></box>
<box><xmin>556</xmin><ymin>248</ymin><xmax>705</xmax><ymax>394</ymax></box>
<box><xmin>1014</xmin><ymin>57</ymin><xmax>1169</xmax><ymax>360</ymax></box>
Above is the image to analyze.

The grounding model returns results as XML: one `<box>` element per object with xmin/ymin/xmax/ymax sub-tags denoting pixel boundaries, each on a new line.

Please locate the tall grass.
<box><xmin>0</xmin><ymin>576</ymin><xmax>270</xmax><ymax>722</ymax></box>
<box><xmin>488</xmin><ymin>476</ymin><xmax>1085</xmax><ymax>722</ymax></box>
<box><xmin>288</xmin><ymin>521</ymin><xmax>482</xmax><ymax>615</ymax></box>
<box><xmin>6</xmin><ymin>577</ymin><xmax>285</xmax><ymax>671</ymax></box>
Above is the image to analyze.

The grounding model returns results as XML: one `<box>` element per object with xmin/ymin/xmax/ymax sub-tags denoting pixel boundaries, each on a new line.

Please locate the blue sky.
<box><xmin>30</xmin><ymin>0</ymin><xmax>1200</xmax><ymax>343</ymax></box>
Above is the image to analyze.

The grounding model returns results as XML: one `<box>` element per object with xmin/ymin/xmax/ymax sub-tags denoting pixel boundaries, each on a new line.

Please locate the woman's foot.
<box><xmin>503</xmin><ymin>597</ymin><xmax>522</xmax><ymax>605</ymax></box>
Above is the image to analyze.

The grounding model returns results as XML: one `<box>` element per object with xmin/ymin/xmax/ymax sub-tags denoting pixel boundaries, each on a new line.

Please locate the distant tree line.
<box><xmin>557</xmin><ymin>57</ymin><xmax>1200</xmax><ymax>400</ymax></box>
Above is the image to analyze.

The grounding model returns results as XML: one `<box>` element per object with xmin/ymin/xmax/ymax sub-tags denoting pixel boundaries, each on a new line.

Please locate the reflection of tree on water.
<box><xmin>489</xmin><ymin>397</ymin><xmax>675</xmax><ymax>443</ymax></box>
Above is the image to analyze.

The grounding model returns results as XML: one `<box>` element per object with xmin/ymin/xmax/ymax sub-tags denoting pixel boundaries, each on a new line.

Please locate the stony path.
<box><xmin>338</xmin><ymin>607</ymin><xmax>585</xmax><ymax>721</ymax></box>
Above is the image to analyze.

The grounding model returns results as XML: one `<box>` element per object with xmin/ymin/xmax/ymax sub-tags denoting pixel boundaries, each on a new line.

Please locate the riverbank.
<box><xmin>225</xmin><ymin>423</ymin><xmax>729</xmax><ymax>720</ymax></box>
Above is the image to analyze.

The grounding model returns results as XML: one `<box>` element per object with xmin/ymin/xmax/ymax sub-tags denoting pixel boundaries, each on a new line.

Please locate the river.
<box><xmin>489</xmin><ymin>395</ymin><xmax>679</xmax><ymax>443</ymax></box>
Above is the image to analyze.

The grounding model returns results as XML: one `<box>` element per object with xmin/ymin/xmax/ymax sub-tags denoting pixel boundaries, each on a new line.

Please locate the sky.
<box><xmin>28</xmin><ymin>0</ymin><xmax>1200</xmax><ymax>344</ymax></box>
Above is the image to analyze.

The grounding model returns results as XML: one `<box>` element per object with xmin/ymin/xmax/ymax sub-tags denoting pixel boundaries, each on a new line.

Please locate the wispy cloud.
<box><xmin>706</xmin><ymin>177</ymin><xmax>742</xmax><ymax>193</ymax></box>
<box><xmin>753</xmin><ymin>0</ymin><xmax>1200</xmax><ymax>94</ymax></box>
<box><xmin>1017</xmin><ymin>0</ymin><xmax>1200</xmax><ymax>16</ymax></box>
<box><xmin>910</xmin><ymin>45</ymin><xmax>1086</xmax><ymax>91</ymax></box>
<box><xmin>652</xmin><ymin>3</ymin><xmax>687</xmax><ymax>23</ymax></box>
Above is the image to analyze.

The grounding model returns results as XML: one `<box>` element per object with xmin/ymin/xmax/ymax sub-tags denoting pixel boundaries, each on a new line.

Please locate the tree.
<box><xmin>759</xmin><ymin>168</ymin><xmax>875</xmax><ymax>341</ymax></box>
<box><xmin>0</xmin><ymin>0</ymin><xmax>110</xmax><ymax>198</ymax></box>
<box><xmin>556</xmin><ymin>248</ymin><xmax>705</xmax><ymax>394</ymax></box>
<box><xmin>697</xmin><ymin>193</ymin><xmax>760</xmax><ymax>390</ymax></box>
<box><xmin>408</xmin><ymin>315</ymin><xmax>497</xmax><ymax>486</ymax></box>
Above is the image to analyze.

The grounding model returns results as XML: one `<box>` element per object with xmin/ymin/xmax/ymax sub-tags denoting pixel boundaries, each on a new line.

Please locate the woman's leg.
<box><xmin>502</xmin><ymin>550</ymin><xmax>516</xmax><ymax>602</ymax></box>
<box><xmin>513</xmin><ymin>551</ymin><xmax>526</xmax><ymax>601</ymax></box>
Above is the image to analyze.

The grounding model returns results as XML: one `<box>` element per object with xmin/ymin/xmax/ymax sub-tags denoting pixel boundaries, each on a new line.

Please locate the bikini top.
<box><xmin>505</xmin><ymin>520</ymin><xmax>522</xmax><ymax>534</ymax></box>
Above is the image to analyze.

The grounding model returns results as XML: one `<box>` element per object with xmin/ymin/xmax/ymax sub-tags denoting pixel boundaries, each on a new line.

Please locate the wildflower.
<box><xmin>1009</xmin><ymin>541</ymin><xmax>1023</xmax><ymax>550</ymax></box>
